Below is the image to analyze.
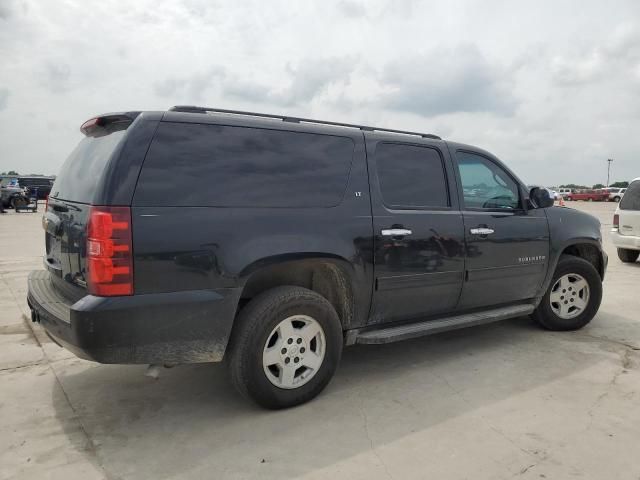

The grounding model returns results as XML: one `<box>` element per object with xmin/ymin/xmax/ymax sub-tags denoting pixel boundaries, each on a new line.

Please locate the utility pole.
<box><xmin>607</xmin><ymin>158</ymin><xmax>613</xmax><ymax>187</ymax></box>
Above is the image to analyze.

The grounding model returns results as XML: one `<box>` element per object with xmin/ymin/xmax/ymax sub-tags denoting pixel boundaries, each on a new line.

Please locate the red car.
<box><xmin>565</xmin><ymin>190</ymin><xmax>609</xmax><ymax>201</ymax></box>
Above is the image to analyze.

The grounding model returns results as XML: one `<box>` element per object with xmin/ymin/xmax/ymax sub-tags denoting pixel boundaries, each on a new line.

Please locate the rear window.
<box><xmin>134</xmin><ymin>122</ymin><xmax>355</xmax><ymax>207</ymax></box>
<box><xmin>50</xmin><ymin>131</ymin><xmax>126</xmax><ymax>203</ymax></box>
<box><xmin>620</xmin><ymin>181</ymin><xmax>640</xmax><ymax>210</ymax></box>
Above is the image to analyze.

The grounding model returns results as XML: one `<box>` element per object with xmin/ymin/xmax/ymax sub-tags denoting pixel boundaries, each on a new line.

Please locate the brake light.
<box><xmin>80</xmin><ymin>114</ymin><xmax>134</xmax><ymax>137</ymax></box>
<box><xmin>613</xmin><ymin>213</ymin><xmax>619</xmax><ymax>229</ymax></box>
<box><xmin>80</xmin><ymin>117</ymin><xmax>103</xmax><ymax>136</ymax></box>
<box><xmin>87</xmin><ymin>206</ymin><xmax>133</xmax><ymax>296</ymax></box>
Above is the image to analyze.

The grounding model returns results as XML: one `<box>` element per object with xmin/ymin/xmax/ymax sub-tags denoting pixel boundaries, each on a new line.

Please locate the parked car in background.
<box><xmin>546</xmin><ymin>188</ymin><xmax>559</xmax><ymax>200</ymax></box>
<box><xmin>18</xmin><ymin>176</ymin><xmax>54</xmax><ymax>199</ymax></box>
<box><xmin>611</xmin><ymin>178</ymin><xmax>640</xmax><ymax>263</ymax></box>
<box><xmin>0</xmin><ymin>177</ymin><xmax>25</xmax><ymax>208</ymax></box>
<box><xmin>558</xmin><ymin>188</ymin><xmax>574</xmax><ymax>198</ymax></box>
<box><xmin>565</xmin><ymin>189</ymin><xmax>609</xmax><ymax>202</ymax></box>
<box><xmin>0</xmin><ymin>175</ymin><xmax>54</xmax><ymax>206</ymax></box>
<box><xmin>606</xmin><ymin>187</ymin><xmax>626</xmax><ymax>202</ymax></box>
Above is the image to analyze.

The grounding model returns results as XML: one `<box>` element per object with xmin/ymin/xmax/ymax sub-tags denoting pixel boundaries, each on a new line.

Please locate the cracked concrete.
<box><xmin>1</xmin><ymin>201</ymin><xmax>639</xmax><ymax>480</ymax></box>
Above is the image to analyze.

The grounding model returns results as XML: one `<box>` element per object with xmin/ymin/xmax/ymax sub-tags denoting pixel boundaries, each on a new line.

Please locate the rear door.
<box><xmin>618</xmin><ymin>180</ymin><xmax>640</xmax><ymax>236</ymax></box>
<box><xmin>452</xmin><ymin>149</ymin><xmax>550</xmax><ymax>310</ymax></box>
<box><xmin>366</xmin><ymin>134</ymin><xmax>465</xmax><ymax>325</ymax></box>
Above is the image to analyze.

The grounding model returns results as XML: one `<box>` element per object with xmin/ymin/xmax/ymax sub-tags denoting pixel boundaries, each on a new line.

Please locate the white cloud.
<box><xmin>0</xmin><ymin>0</ymin><xmax>639</xmax><ymax>185</ymax></box>
<box><xmin>376</xmin><ymin>45</ymin><xmax>518</xmax><ymax>116</ymax></box>
<box><xmin>0</xmin><ymin>87</ymin><xmax>8</xmax><ymax>111</ymax></box>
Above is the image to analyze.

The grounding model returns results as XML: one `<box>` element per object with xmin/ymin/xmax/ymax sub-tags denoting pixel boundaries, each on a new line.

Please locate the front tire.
<box><xmin>227</xmin><ymin>286</ymin><xmax>343</xmax><ymax>409</ymax></box>
<box><xmin>617</xmin><ymin>248</ymin><xmax>639</xmax><ymax>263</ymax></box>
<box><xmin>532</xmin><ymin>255</ymin><xmax>602</xmax><ymax>331</ymax></box>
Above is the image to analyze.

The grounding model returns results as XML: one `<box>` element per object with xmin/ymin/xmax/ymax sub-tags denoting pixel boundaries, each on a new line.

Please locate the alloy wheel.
<box><xmin>549</xmin><ymin>273</ymin><xmax>590</xmax><ymax>319</ymax></box>
<box><xmin>262</xmin><ymin>315</ymin><xmax>326</xmax><ymax>389</ymax></box>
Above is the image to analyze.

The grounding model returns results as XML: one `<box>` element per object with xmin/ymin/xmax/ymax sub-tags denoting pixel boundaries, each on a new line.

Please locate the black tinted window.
<box><xmin>620</xmin><ymin>180</ymin><xmax>640</xmax><ymax>210</ymax></box>
<box><xmin>134</xmin><ymin>123</ymin><xmax>355</xmax><ymax>207</ymax></box>
<box><xmin>51</xmin><ymin>131</ymin><xmax>126</xmax><ymax>203</ymax></box>
<box><xmin>375</xmin><ymin>143</ymin><xmax>449</xmax><ymax>208</ymax></box>
<box><xmin>456</xmin><ymin>152</ymin><xmax>520</xmax><ymax>210</ymax></box>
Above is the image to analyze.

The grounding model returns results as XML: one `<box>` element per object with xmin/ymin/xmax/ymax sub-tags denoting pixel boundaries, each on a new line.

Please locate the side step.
<box><xmin>354</xmin><ymin>304</ymin><xmax>535</xmax><ymax>345</ymax></box>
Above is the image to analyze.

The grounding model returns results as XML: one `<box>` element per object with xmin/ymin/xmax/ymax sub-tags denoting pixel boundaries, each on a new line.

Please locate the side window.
<box><xmin>456</xmin><ymin>152</ymin><xmax>520</xmax><ymax>210</ymax></box>
<box><xmin>375</xmin><ymin>143</ymin><xmax>449</xmax><ymax>208</ymax></box>
<box><xmin>620</xmin><ymin>180</ymin><xmax>640</xmax><ymax>210</ymax></box>
<box><xmin>134</xmin><ymin>123</ymin><xmax>355</xmax><ymax>207</ymax></box>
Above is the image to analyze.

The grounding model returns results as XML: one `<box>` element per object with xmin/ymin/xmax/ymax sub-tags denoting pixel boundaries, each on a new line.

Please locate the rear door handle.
<box><xmin>381</xmin><ymin>228</ymin><xmax>413</xmax><ymax>237</ymax></box>
<box><xmin>470</xmin><ymin>227</ymin><xmax>495</xmax><ymax>235</ymax></box>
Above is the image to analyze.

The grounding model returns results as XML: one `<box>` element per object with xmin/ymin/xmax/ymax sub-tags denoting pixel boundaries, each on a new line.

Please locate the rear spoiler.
<box><xmin>80</xmin><ymin>112</ymin><xmax>141</xmax><ymax>137</ymax></box>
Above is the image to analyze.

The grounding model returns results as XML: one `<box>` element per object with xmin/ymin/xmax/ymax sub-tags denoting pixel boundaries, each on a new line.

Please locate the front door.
<box><xmin>452</xmin><ymin>150</ymin><xmax>550</xmax><ymax>310</ymax></box>
<box><xmin>367</xmin><ymin>136</ymin><xmax>465</xmax><ymax>325</ymax></box>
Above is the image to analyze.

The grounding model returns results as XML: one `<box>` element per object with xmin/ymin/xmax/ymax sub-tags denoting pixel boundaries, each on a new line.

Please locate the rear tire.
<box><xmin>613</xmin><ymin>196</ymin><xmax>621</xmax><ymax>202</ymax></box>
<box><xmin>227</xmin><ymin>286</ymin><xmax>343</xmax><ymax>409</ymax></box>
<box><xmin>617</xmin><ymin>248</ymin><xmax>639</xmax><ymax>263</ymax></box>
<box><xmin>532</xmin><ymin>255</ymin><xmax>602</xmax><ymax>331</ymax></box>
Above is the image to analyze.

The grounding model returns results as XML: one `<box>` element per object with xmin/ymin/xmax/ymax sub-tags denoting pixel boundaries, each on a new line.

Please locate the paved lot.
<box><xmin>1</xmin><ymin>202</ymin><xmax>639</xmax><ymax>480</ymax></box>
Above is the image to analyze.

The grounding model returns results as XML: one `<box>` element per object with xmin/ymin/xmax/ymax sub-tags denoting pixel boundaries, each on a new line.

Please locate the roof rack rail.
<box><xmin>168</xmin><ymin>106</ymin><xmax>442</xmax><ymax>140</ymax></box>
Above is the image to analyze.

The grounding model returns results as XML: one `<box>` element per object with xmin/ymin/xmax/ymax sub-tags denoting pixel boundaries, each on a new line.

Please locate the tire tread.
<box><xmin>227</xmin><ymin>286</ymin><xmax>342</xmax><ymax>409</ymax></box>
<box><xmin>617</xmin><ymin>248</ymin><xmax>639</xmax><ymax>263</ymax></box>
<box><xmin>532</xmin><ymin>254</ymin><xmax>602</xmax><ymax>331</ymax></box>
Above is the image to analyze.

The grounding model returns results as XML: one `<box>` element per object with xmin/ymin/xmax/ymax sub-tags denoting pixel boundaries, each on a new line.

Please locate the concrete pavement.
<box><xmin>1</xmin><ymin>202</ymin><xmax>638</xmax><ymax>480</ymax></box>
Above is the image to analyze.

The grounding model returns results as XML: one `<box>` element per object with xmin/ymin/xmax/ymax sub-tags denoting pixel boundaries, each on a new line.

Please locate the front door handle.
<box><xmin>470</xmin><ymin>227</ymin><xmax>495</xmax><ymax>235</ymax></box>
<box><xmin>381</xmin><ymin>228</ymin><xmax>413</xmax><ymax>237</ymax></box>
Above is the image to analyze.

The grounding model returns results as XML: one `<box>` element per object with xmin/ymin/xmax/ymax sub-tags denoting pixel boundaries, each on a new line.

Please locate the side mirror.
<box><xmin>529</xmin><ymin>187</ymin><xmax>554</xmax><ymax>209</ymax></box>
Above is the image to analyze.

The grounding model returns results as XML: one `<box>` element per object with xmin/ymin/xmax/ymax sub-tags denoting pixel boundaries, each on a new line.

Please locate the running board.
<box><xmin>354</xmin><ymin>304</ymin><xmax>535</xmax><ymax>345</ymax></box>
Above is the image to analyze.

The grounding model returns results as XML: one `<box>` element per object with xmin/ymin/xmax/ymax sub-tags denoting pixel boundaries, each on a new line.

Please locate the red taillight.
<box><xmin>613</xmin><ymin>213</ymin><xmax>619</xmax><ymax>229</ymax></box>
<box><xmin>87</xmin><ymin>206</ymin><xmax>133</xmax><ymax>296</ymax></box>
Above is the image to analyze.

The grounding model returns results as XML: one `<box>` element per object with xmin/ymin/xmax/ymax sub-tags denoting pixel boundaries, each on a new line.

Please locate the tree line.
<box><xmin>558</xmin><ymin>181</ymin><xmax>629</xmax><ymax>189</ymax></box>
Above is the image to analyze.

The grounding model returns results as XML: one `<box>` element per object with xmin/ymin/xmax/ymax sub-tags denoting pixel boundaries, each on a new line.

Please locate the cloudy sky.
<box><xmin>1</xmin><ymin>0</ymin><xmax>639</xmax><ymax>186</ymax></box>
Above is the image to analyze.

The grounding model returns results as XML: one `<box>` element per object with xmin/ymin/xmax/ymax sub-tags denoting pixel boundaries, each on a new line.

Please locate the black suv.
<box><xmin>28</xmin><ymin>107</ymin><xmax>607</xmax><ymax>408</ymax></box>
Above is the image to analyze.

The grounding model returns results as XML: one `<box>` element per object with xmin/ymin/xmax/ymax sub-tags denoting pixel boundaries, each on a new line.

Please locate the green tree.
<box><xmin>593</xmin><ymin>183</ymin><xmax>605</xmax><ymax>189</ymax></box>
<box><xmin>610</xmin><ymin>181</ymin><xmax>629</xmax><ymax>188</ymax></box>
<box><xmin>0</xmin><ymin>170</ymin><xmax>19</xmax><ymax>175</ymax></box>
<box><xmin>559</xmin><ymin>184</ymin><xmax>588</xmax><ymax>189</ymax></box>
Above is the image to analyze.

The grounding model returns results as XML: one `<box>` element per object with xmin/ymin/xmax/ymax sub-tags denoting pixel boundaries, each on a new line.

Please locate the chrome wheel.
<box><xmin>549</xmin><ymin>273</ymin><xmax>590</xmax><ymax>319</ymax></box>
<box><xmin>262</xmin><ymin>315</ymin><xmax>326</xmax><ymax>390</ymax></box>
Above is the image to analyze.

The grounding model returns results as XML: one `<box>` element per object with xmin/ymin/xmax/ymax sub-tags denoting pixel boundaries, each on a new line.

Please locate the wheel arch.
<box><xmin>237</xmin><ymin>254</ymin><xmax>357</xmax><ymax>331</ymax></box>
<box><xmin>535</xmin><ymin>237</ymin><xmax>606</xmax><ymax>307</ymax></box>
<box><xmin>560</xmin><ymin>241</ymin><xmax>605</xmax><ymax>279</ymax></box>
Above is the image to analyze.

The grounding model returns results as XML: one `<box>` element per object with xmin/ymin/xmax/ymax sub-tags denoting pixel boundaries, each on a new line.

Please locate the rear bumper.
<box><xmin>610</xmin><ymin>230</ymin><xmax>640</xmax><ymax>251</ymax></box>
<box><xmin>27</xmin><ymin>270</ymin><xmax>240</xmax><ymax>364</ymax></box>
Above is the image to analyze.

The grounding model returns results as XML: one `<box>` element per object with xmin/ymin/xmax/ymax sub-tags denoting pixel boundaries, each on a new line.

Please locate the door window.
<box><xmin>456</xmin><ymin>152</ymin><xmax>520</xmax><ymax>210</ymax></box>
<box><xmin>375</xmin><ymin>143</ymin><xmax>449</xmax><ymax>209</ymax></box>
